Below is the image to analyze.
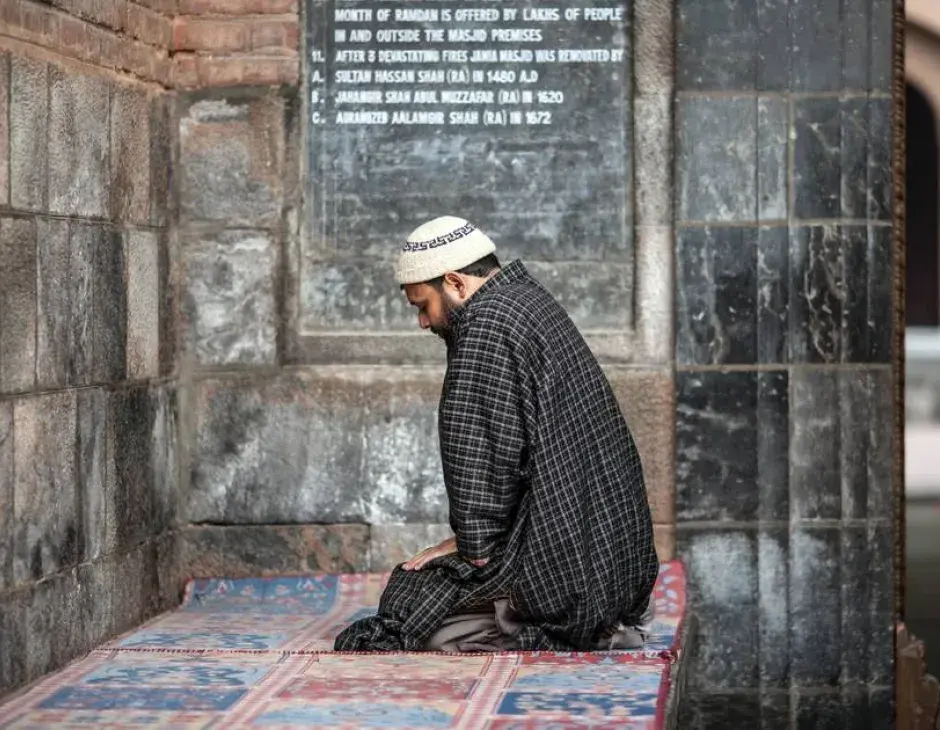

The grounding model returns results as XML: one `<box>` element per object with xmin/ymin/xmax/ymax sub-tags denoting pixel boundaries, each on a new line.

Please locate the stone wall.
<box><xmin>673</xmin><ymin>0</ymin><xmax>898</xmax><ymax>726</ymax></box>
<box><xmin>0</xmin><ymin>5</ymin><xmax>177</xmax><ymax>696</ymax></box>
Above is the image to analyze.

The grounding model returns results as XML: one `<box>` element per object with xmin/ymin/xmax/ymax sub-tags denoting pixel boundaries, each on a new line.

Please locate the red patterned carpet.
<box><xmin>0</xmin><ymin>562</ymin><xmax>687</xmax><ymax>729</ymax></box>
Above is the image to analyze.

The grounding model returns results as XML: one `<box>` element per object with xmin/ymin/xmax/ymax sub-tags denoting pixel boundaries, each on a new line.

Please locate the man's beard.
<box><xmin>430</xmin><ymin>297</ymin><xmax>459</xmax><ymax>346</ymax></box>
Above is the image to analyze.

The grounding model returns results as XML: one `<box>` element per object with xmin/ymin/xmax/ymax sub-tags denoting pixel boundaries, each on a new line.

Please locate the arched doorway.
<box><xmin>907</xmin><ymin>83</ymin><xmax>939</xmax><ymax>326</ymax></box>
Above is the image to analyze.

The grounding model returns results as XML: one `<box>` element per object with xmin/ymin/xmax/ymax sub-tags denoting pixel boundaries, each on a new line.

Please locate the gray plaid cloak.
<box><xmin>334</xmin><ymin>260</ymin><xmax>658</xmax><ymax>651</ymax></box>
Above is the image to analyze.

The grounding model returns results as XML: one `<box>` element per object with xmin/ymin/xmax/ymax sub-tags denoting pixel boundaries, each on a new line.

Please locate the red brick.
<box><xmin>178</xmin><ymin>0</ymin><xmax>296</xmax><ymax>14</ymax></box>
<box><xmin>173</xmin><ymin>53</ymin><xmax>198</xmax><ymax>87</ymax></box>
<box><xmin>49</xmin><ymin>0</ymin><xmax>126</xmax><ymax>33</ymax></box>
<box><xmin>19</xmin><ymin>1</ymin><xmax>58</xmax><ymax>46</ymax></box>
<box><xmin>250</xmin><ymin>18</ymin><xmax>297</xmax><ymax>52</ymax></box>
<box><xmin>173</xmin><ymin>17</ymin><xmax>250</xmax><ymax>52</ymax></box>
<box><xmin>174</xmin><ymin>55</ymin><xmax>297</xmax><ymax>88</ymax></box>
<box><xmin>132</xmin><ymin>0</ymin><xmax>177</xmax><ymax>14</ymax></box>
<box><xmin>126</xmin><ymin>2</ymin><xmax>171</xmax><ymax>46</ymax></box>
<box><xmin>0</xmin><ymin>0</ymin><xmax>22</xmax><ymax>27</ymax></box>
<box><xmin>58</xmin><ymin>15</ymin><xmax>87</xmax><ymax>54</ymax></box>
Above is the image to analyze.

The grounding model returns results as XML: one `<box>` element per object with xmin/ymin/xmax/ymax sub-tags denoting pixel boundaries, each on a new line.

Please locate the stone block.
<box><xmin>756</xmin><ymin>0</ymin><xmax>791</xmax><ymax>91</ymax></box>
<box><xmin>180</xmin><ymin>525</ymin><xmax>371</xmax><ymax>577</ymax></box>
<box><xmin>759</xmin><ymin>692</ymin><xmax>791</xmax><ymax>729</ymax></box>
<box><xmin>757</xmin><ymin>372</ymin><xmax>789</xmax><ymax>521</ymax></box>
<box><xmin>867</xmin><ymin>226</ymin><xmax>892</xmax><ymax>363</ymax></box>
<box><xmin>68</xmin><ymin>223</ymin><xmax>126</xmax><ymax>386</ymax></box>
<box><xmin>653</xmin><ymin>524</ymin><xmax>675</xmax><ymax>562</ymax></box>
<box><xmin>0</xmin><ymin>402</ymin><xmax>12</xmax><ymax>592</ymax></box>
<box><xmin>48</xmin><ymin>67</ymin><xmax>109</xmax><ymax>218</ymax></box>
<box><xmin>156</xmin><ymin>530</ymin><xmax>183</xmax><ymax>610</ymax></box>
<box><xmin>867</xmin><ymin>522</ymin><xmax>894</xmax><ymax>686</ymax></box>
<box><xmin>301</xmin><ymin>261</ymin><xmax>413</xmax><ymax>332</ymax></box>
<box><xmin>793</xmin><ymin>691</ymin><xmax>849</xmax><ymax>730</ymax></box>
<box><xmin>370</xmin><ymin>524</ymin><xmax>454</xmax><ymax>571</ymax></box>
<box><xmin>677</xmin><ymin>97</ymin><xmax>757</xmax><ymax>222</ymax></box>
<box><xmin>152</xmin><ymin>384</ymin><xmax>180</xmax><ymax>533</ymax></box>
<box><xmin>125</xmin><ymin>230</ymin><xmax>160</xmax><ymax>380</ymax></box>
<box><xmin>790</xmin><ymin>527</ymin><xmax>841</xmax><ymax>687</ymax></box>
<box><xmin>789</xmin><ymin>0</ymin><xmax>844</xmax><ymax>92</ymax></box>
<box><xmin>36</xmin><ymin>218</ymin><xmax>70</xmax><ymax>389</ymax></box>
<box><xmin>676</xmin><ymin>226</ymin><xmax>757</xmax><ymax>365</ymax></box>
<box><xmin>112</xmin><ymin>545</ymin><xmax>147</xmax><ymax>635</ymax></box>
<box><xmin>10</xmin><ymin>56</ymin><xmax>48</xmax><ymax>211</ymax></box>
<box><xmin>677</xmin><ymin>524</ymin><xmax>759</xmax><ymax>690</ymax></box>
<box><xmin>111</xmin><ymin>83</ymin><xmax>151</xmax><ymax>225</ymax></box>
<box><xmin>869</xmin><ymin>0</ymin><xmax>892</xmax><ymax>92</ymax></box>
<box><xmin>189</xmin><ymin>370</ymin><xmax>448</xmax><ymax>525</ymax></box>
<box><xmin>843</xmin><ymin>0</ymin><xmax>872</xmax><ymax>91</ymax></box>
<box><xmin>77</xmin><ymin>388</ymin><xmax>116</xmax><ymax>562</ymax></box>
<box><xmin>678</xmin><ymin>527</ymin><xmax>759</xmax><ymax>690</ymax></box>
<box><xmin>0</xmin><ymin>590</ymin><xmax>27</xmax><ymax>695</ymax></box>
<box><xmin>866</xmin><ymin>374</ymin><xmax>893</xmax><ymax>516</ymax></box>
<box><xmin>26</xmin><ymin>576</ymin><xmax>57</xmax><ymax>680</ymax></box>
<box><xmin>0</xmin><ymin>52</ymin><xmax>9</xmax><ymax>206</ymax></box>
<box><xmin>179</xmin><ymin>96</ymin><xmax>284</xmax><ymax>227</ymax></box>
<box><xmin>757</xmin><ymin>227</ymin><xmax>789</xmax><ymax>365</ymax></box>
<box><xmin>0</xmin><ymin>217</ymin><xmax>37</xmax><ymax>393</ymax></box>
<box><xmin>157</xmin><ymin>230</ymin><xmax>177</xmax><ymax>377</ymax></box>
<box><xmin>13</xmin><ymin>392</ymin><xmax>79</xmax><ymax>585</ymax></box>
<box><xmin>758</xmin><ymin>528</ymin><xmax>789</xmax><ymax>687</ymax></box>
<box><xmin>757</xmin><ymin>98</ymin><xmax>789</xmax><ymax>220</ymax></box>
<box><xmin>607</xmin><ymin>369</ymin><xmax>675</xmax><ymax>524</ymax></box>
<box><xmin>683</xmin><ymin>692</ymin><xmax>762</xmax><ymax>730</ymax></box>
<box><xmin>109</xmin><ymin>387</ymin><xmax>154</xmax><ymax>548</ymax></box>
<box><xmin>676</xmin><ymin>372</ymin><xmax>758</xmax><ymax>522</ymax></box>
<box><xmin>182</xmin><ymin>229</ymin><xmax>277</xmax><ymax>366</ymax></box>
<box><xmin>76</xmin><ymin>559</ymin><xmax>116</xmax><ymax>650</ymax></box>
<box><xmin>788</xmin><ymin>226</ymin><xmax>843</xmax><ymax>364</ymax></box>
<box><xmin>149</xmin><ymin>94</ymin><xmax>174</xmax><ymax>227</ymax></box>
<box><xmin>790</xmin><ymin>370</ymin><xmax>840</xmax><ymax>520</ymax></box>
<box><xmin>676</xmin><ymin>0</ymin><xmax>757</xmax><ymax>90</ymax></box>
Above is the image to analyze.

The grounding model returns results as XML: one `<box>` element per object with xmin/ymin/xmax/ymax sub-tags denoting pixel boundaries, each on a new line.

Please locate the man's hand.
<box><xmin>403</xmin><ymin>537</ymin><xmax>457</xmax><ymax>571</ymax></box>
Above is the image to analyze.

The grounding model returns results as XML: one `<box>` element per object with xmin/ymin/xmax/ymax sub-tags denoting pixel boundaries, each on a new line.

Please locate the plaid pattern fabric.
<box><xmin>335</xmin><ymin>261</ymin><xmax>658</xmax><ymax>651</ymax></box>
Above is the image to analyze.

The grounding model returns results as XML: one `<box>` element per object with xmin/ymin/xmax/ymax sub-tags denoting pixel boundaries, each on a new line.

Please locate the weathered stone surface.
<box><xmin>179</xmin><ymin>96</ymin><xmax>284</xmax><ymax>227</ymax></box>
<box><xmin>759</xmin><ymin>693</ymin><xmax>791</xmax><ymax>729</ymax></box>
<box><xmin>676</xmin><ymin>0</ymin><xmax>757</xmax><ymax>90</ymax></box>
<box><xmin>607</xmin><ymin>369</ymin><xmax>675</xmax><ymax>525</ymax></box>
<box><xmin>757</xmin><ymin>226</ymin><xmax>789</xmax><ymax>364</ymax></box>
<box><xmin>868</xmin><ymin>522</ymin><xmax>894</xmax><ymax>686</ymax></box>
<box><xmin>0</xmin><ymin>402</ymin><xmax>12</xmax><ymax>592</ymax></box>
<box><xmin>789</xmin><ymin>0</ymin><xmax>844</xmax><ymax>92</ymax></box>
<box><xmin>26</xmin><ymin>575</ymin><xmax>57</xmax><ymax>680</ymax></box>
<box><xmin>526</xmin><ymin>262</ymin><xmax>633</xmax><ymax>331</ymax></box>
<box><xmin>10</xmin><ymin>56</ymin><xmax>48</xmax><ymax>211</ymax></box>
<box><xmin>156</xmin><ymin>530</ymin><xmax>183</xmax><ymax>610</ymax></box>
<box><xmin>0</xmin><ymin>52</ymin><xmax>9</xmax><ymax>205</ymax></box>
<box><xmin>149</xmin><ymin>95</ymin><xmax>173</xmax><ymax>227</ymax></box>
<box><xmin>370</xmin><ymin>524</ymin><xmax>454</xmax><ymax>571</ymax></box>
<box><xmin>867</xmin><ymin>226</ymin><xmax>892</xmax><ymax>363</ymax></box>
<box><xmin>48</xmin><ymin>67</ymin><xmax>109</xmax><ymax>218</ymax></box>
<box><xmin>301</xmin><ymin>261</ymin><xmax>412</xmax><ymax>332</ymax></box>
<box><xmin>69</xmin><ymin>223</ymin><xmax>127</xmax><ymax>385</ymax></box>
<box><xmin>77</xmin><ymin>559</ymin><xmax>116</xmax><ymax>650</ymax></box>
<box><xmin>180</xmin><ymin>525</ymin><xmax>371</xmax><ymax>576</ymax></box>
<box><xmin>13</xmin><ymin>392</ymin><xmax>78</xmax><ymax>585</ymax></box>
<box><xmin>757</xmin><ymin>372</ymin><xmax>788</xmax><ymax>521</ymax></box>
<box><xmin>790</xmin><ymin>527</ymin><xmax>841</xmax><ymax>686</ymax></box>
<box><xmin>0</xmin><ymin>590</ymin><xmax>27</xmax><ymax>694</ymax></box>
<box><xmin>111</xmin><ymin>83</ymin><xmax>151</xmax><ymax>225</ymax></box>
<box><xmin>676</xmin><ymin>372</ymin><xmax>758</xmax><ymax>522</ymax></box>
<box><xmin>677</xmin><ymin>97</ymin><xmax>757</xmax><ymax>222</ymax></box>
<box><xmin>125</xmin><ymin>230</ymin><xmax>160</xmax><ymax>380</ymax></box>
<box><xmin>790</xmin><ymin>370</ymin><xmax>840</xmax><ymax>520</ymax></box>
<box><xmin>36</xmin><ymin>218</ymin><xmax>70</xmax><ymax>389</ymax></box>
<box><xmin>757</xmin><ymin>98</ymin><xmax>788</xmax><ymax>220</ymax></box>
<box><xmin>788</xmin><ymin>226</ymin><xmax>843</xmax><ymax>364</ymax></box>
<box><xmin>158</xmin><ymin>230</ymin><xmax>177</xmax><ymax>377</ymax></box>
<box><xmin>112</xmin><ymin>544</ymin><xmax>147</xmax><ymax>635</ymax></box>
<box><xmin>189</xmin><ymin>370</ymin><xmax>448</xmax><ymax>525</ymax></box>
<box><xmin>182</xmin><ymin>229</ymin><xmax>277</xmax><ymax>366</ymax></box>
<box><xmin>0</xmin><ymin>217</ymin><xmax>37</xmax><ymax>393</ymax></box>
<box><xmin>682</xmin><ymin>692</ymin><xmax>762</xmax><ymax>730</ymax></box>
<box><xmin>676</xmin><ymin>226</ymin><xmax>757</xmax><ymax>365</ymax></box>
<box><xmin>756</xmin><ymin>0</ymin><xmax>790</xmax><ymax>91</ymax></box>
<box><xmin>152</xmin><ymin>385</ymin><xmax>179</xmax><ymax>534</ymax></box>
<box><xmin>678</xmin><ymin>528</ymin><xmax>759</xmax><ymax>690</ymax></box>
<box><xmin>109</xmin><ymin>388</ymin><xmax>154</xmax><ymax>548</ymax></box>
<box><xmin>77</xmin><ymin>388</ymin><xmax>116</xmax><ymax>562</ymax></box>
<box><xmin>870</xmin><ymin>0</ymin><xmax>892</xmax><ymax>92</ymax></box>
<box><xmin>758</xmin><ymin>528</ymin><xmax>789</xmax><ymax>687</ymax></box>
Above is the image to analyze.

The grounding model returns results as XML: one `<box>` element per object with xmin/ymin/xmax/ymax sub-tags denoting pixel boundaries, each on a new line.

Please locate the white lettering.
<box><xmin>379</xmin><ymin>49</ymin><xmax>441</xmax><ymax>63</ymax></box>
<box><xmin>384</xmin><ymin>90</ymin><xmax>411</xmax><ymax>104</ymax></box>
<box><xmin>414</xmin><ymin>90</ymin><xmax>439</xmax><ymax>103</ymax></box>
<box><xmin>335</xmin><ymin>69</ymin><xmax>372</xmax><ymax>83</ymax></box>
<box><xmin>557</xmin><ymin>49</ymin><xmax>613</xmax><ymax>62</ymax></box>
<box><xmin>336</xmin><ymin>111</ymin><xmax>388</xmax><ymax>124</ymax></box>
<box><xmin>348</xmin><ymin>29</ymin><xmax>371</xmax><ymax>42</ymax></box>
<box><xmin>470</xmin><ymin>49</ymin><xmax>499</xmax><ymax>63</ymax></box>
<box><xmin>334</xmin><ymin>8</ymin><xmax>371</xmax><ymax>22</ymax></box>
<box><xmin>394</xmin><ymin>8</ymin><xmax>438</xmax><ymax>22</ymax></box>
<box><xmin>454</xmin><ymin>8</ymin><xmax>500</xmax><ymax>21</ymax></box>
<box><xmin>449</xmin><ymin>111</ymin><xmax>480</xmax><ymax>125</ymax></box>
<box><xmin>335</xmin><ymin>50</ymin><xmax>366</xmax><ymax>63</ymax></box>
<box><xmin>375</xmin><ymin>69</ymin><xmax>416</xmax><ymax>83</ymax></box>
<box><xmin>417</xmin><ymin>69</ymin><xmax>445</xmax><ymax>83</ymax></box>
<box><xmin>523</xmin><ymin>8</ymin><xmax>560</xmax><ymax>21</ymax></box>
<box><xmin>584</xmin><ymin>6</ymin><xmax>624</xmax><ymax>21</ymax></box>
<box><xmin>336</xmin><ymin>90</ymin><xmax>382</xmax><ymax>104</ymax></box>
<box><xmin>391</xmin><ymin>110</ymin><xmax>445</xmax><ymax>125</ymax></box>
<box><xmin>376</xmin><ymin>29</ymin><xmax>421</xmax><ymax>43</ymax></box>
<box><xmin>490</xmin><ymin>28</ymin><xmax>543</xmax><ymax>43</ymax></box>
<box><xmin>441</xmin><ymin>90</ymin><xmax>495</xmax><ymax>104</ymax></box>
<box><xmin>499</xmin><ymin>49</ymin><xmax>534</xmax><ymax>63</ymax></box>
<box><xmin>443</xmin><ymin>50</ymin><xmax>469</xmax><ymax>63</ymax></box>
<box><xmin>448</xmin><ymin>28</ymin><xmax>487</xmax><ymax>43</ymax></box>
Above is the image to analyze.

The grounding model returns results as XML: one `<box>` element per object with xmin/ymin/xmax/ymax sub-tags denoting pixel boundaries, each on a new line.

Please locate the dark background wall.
<box><xmin>673</xmin><ymin>0</ymin><xmax>897</xmax><ymax>726</ymax></box>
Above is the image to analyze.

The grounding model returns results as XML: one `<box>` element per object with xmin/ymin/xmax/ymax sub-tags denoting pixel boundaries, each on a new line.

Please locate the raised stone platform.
<box><xmin>0</xmin><ymin>562</ymin><xmax>688</xmax><ymax>728</ymax></box>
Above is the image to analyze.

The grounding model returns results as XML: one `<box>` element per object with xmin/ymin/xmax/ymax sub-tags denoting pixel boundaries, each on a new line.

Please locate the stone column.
<box><xmin>673</xmin><ymin>0</ymin><xmax>898</xmax><ymax>726</ymax></box>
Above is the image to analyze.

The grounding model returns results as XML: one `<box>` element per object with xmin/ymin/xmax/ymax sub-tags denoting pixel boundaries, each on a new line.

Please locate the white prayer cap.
<box><xmin>394</xmin><ymin>216</ymin><xmax>497</xmax><ymax>285</ymax></box>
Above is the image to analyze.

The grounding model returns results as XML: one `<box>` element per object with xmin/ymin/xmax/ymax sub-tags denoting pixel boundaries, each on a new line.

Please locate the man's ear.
<box><xmin>442</xmin><ymin>272</ymin><xmax>465</xmax><ymax>297</ymax></box>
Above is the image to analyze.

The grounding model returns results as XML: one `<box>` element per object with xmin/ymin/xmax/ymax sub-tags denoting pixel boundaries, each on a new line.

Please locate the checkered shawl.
<box><xmin>335</xmin><ymin>261</ymin><xmax>658</xmax><ymax>651</ymax></box>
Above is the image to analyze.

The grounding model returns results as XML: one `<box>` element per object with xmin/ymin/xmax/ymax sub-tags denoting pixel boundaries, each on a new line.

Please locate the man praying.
<box><xmin>335</xmin><ymin>216</ymin><xmax>659</xmax><ymax>652</ymax></box>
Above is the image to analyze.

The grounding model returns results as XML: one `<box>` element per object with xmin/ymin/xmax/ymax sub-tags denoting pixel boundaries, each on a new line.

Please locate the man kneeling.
<box><xmin>334</xmin><ymin>217</ymin><xmax>659</xmax><ymax>652</ymax></box>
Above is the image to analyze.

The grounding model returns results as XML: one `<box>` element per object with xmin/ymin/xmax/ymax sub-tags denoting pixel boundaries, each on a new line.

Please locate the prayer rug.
<box><xmin>0</xmin><ymin>562</ymin><xmax>686</xmax><ymax>729</ymax></box>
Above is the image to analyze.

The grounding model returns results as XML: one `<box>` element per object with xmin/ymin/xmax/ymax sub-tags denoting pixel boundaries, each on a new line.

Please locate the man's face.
<box><xmin>404</xmin><ymin>281</ymin><xmax>461</xmax><ymax>340</ymax></box>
